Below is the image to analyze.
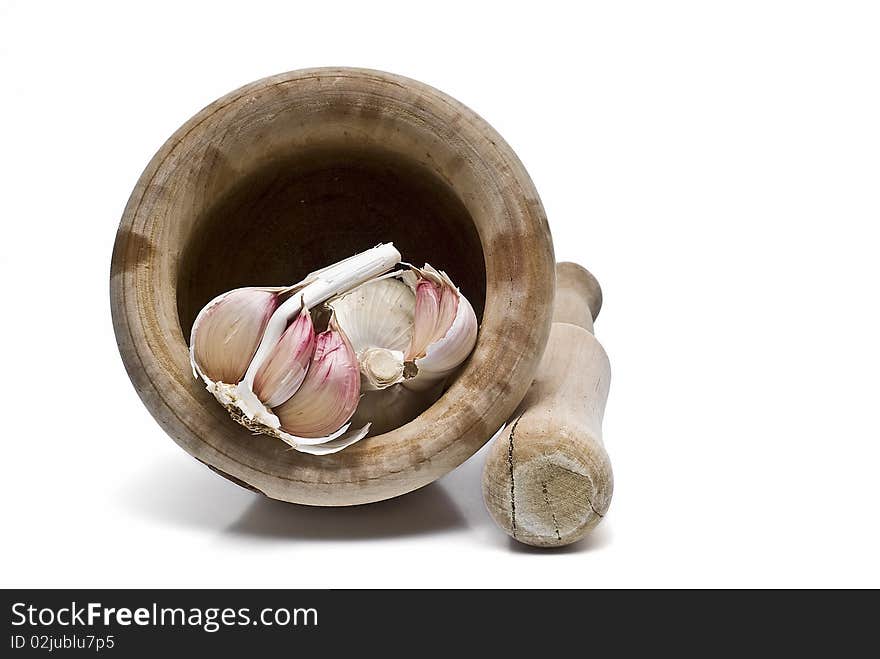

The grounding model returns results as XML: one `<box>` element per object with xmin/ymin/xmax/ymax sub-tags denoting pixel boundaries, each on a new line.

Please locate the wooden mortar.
<box><xmin>110</xmin><ymin>68</ymin><xmax>555</xmax><ymax>506</ymax></box>
<box><xmin>482</xmin><ymin>263</ymin><xmax>612</xmax><ymax>546</ymax></box>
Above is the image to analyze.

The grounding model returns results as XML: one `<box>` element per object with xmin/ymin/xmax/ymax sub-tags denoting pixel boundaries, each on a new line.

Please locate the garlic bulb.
<box><xmin>189</xmin><ymin>243</ymin><xmax>400</xmax><ymax>454</ymax></box>
<box><xmin>189</xmin><ymin>245</ymin><xmax>479</xmax><ymax>453</ymax></box>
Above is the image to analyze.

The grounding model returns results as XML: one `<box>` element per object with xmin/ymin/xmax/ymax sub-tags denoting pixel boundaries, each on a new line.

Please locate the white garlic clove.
<box><xmin>329</xmin><ymin>277</ymin><xmax>415</xmax><ymax>354</ymax></box>
<box><xmin>252</xmin><ymin>304</ymin><xmax>316</xmax><ymax>409</ymax></box>
<box><xmin>190</xmin><ymin>287</ymin><xmax>281</xmax><ymax>385</ymax></box>
<box><xmin>273</xmin><ymin>318</ymin><xmax>361</xmax><ymax>438</ymax></box>
<box><xmin>329</xmin><ymin>276</ymin><xmax>415</xmax><ymax>391</ymax></box>
<box><xmin>406</xmin><ymin>288</ymin><xmax>477</xmax><ymax>388</ymax></box>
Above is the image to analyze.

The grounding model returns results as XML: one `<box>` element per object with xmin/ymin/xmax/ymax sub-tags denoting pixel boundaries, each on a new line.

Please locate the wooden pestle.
<box><xmin>482</xmin><ymin>263</ymin><xmax>612</xmax><ymax>547</ymax></box>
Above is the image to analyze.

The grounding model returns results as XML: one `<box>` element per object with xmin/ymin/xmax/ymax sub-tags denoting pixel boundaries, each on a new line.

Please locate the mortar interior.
<box><xmin>176</xmin><ymin>145</ymin><xmax>486</xmax><ymax>379</ymax></box>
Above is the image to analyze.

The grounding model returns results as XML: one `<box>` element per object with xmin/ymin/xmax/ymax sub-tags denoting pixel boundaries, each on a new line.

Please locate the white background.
<box><xmin>2</xmin><ymin>1</ymin><xmax>879</xmax><ymax>588</ymax></box>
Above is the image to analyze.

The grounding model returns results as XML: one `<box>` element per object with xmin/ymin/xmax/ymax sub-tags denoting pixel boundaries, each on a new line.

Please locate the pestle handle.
<box><xmin>553</xmin><ymin>262</ymin><xmax>602</xmax><ymax>334</ymax></box>
<box><xmin>481</xmin><ymin>262</ymin><xmax>613</xmax><ymax>548</ymax></box>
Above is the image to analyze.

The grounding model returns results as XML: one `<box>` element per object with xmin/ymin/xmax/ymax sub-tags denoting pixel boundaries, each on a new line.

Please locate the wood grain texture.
<box><xmin>110</xmin><ymin>68</ymin><xmax>555</xmax><ymax>506</ymax></box>
<box><xmin>482</xmin><ymin>263</ymin><xmax>612</xmax><ymax>547</ymax></box>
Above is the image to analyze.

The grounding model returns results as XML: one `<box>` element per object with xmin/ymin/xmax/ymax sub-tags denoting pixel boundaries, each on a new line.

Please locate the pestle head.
<box><xmin>482</xmin><ymin>420</ymin><xmax>613</xmax><ymax>548</ymax></box>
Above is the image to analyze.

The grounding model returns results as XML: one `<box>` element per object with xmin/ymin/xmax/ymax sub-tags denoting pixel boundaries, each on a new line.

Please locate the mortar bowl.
<box><xmin>111</xmin><ymin>68</ymin><xmax>554</xmax><ymax>505</ymax></box>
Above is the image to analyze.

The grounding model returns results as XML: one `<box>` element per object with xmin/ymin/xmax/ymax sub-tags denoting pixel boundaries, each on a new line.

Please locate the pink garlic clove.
<box><xmin>252</xmin><ymin>306</ymin><xmax>317</xmax><ymax>409</ymax></box>
<box><xmin>274</xmin><ymin>318</ymin><xmax>361</xmax><ymax>438</ymax></box>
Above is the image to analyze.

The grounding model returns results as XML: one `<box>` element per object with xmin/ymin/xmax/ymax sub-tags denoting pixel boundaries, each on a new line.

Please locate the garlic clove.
<box><xmin>252</xmin><ymin>304</ymin><xmax>316</xmax><ymax>409</ymax></box>
<box><xmin>407</xmin><ymin>286</ymin><xmax>478</xmax><ymax>388</ymax></box>
<box><xmin>190</xmin><ymin>287</ymin><xmax>280</xmax><ymax>386</ymax></box>
<box><xmin>406</xmin><ymin>278</ymin><xmax>446</xmax><ymax>361</ymax></box>
<box><xmin>273</xmin><ymin>318</ymin><xmax>361</xmax><ymax>438</ymax></box>
<box><xmin>404</xmin><ymin>265</ymin><xmax>460</xmax><ymax>361</ymax></box>
<box><xmin>329</xmin><ymin>277</ymin><xmax>414</xmax><ymax>355</ymax></box>
<box><xmin>329</xmin><ymin>276</ymin><xmax>415</xmax><ymax>391</ymax></box>
<box><xmin>401</xmin><ymin>265</ymin><xmax>478</xmax><ymax>390</ymax></box>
